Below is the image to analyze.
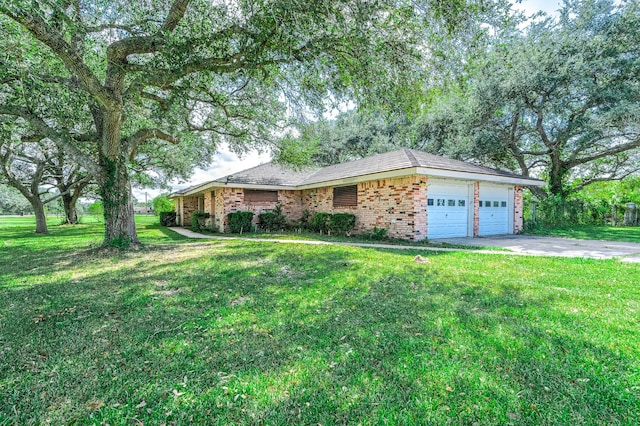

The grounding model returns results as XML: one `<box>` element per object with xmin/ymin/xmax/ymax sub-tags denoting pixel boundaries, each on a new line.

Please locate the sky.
<box><xmin>133</xmin><ymin>0</ymin><xmax>564</xmax><ymax>203</ymax></box>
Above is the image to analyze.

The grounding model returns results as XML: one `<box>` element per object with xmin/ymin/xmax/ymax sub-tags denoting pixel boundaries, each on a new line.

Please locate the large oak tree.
<box><xmin>0</xmin><ymin>0</ymin><xmax>476</xmax><ymax>246</ymax></box>
<box><xmin>419</xmin><ymin>0</ymin><xmax>640</xmax><ymax>198</ymax></box>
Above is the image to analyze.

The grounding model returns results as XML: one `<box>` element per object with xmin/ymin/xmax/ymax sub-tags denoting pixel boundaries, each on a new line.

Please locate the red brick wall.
<box><xmin>212</xmin><ymin>188</ymin><xmax>304</xmax><ymax>232</ymax></box>
<box><xmin>301</xmin><ymin>175</ymin><xmax>428</xmax><ymax>240</ymax></box>
<box><xmin>180</xmin><ymin>196</ymin><xmax>199</xmax><ymax>226</ymax></box>
<box><xmin>514</xmin><ymin>185</ymin><xmax>524</xmax><ymax>233</ymax></box>
<box><xmin>473</xmin><ymin>181</ymin><xmax>480</xmax><ymax>237</ymax></box>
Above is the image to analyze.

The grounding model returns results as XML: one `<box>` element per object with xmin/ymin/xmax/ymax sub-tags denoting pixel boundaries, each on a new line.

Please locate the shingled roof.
<box><xmin>213</xmin><ymin>162</ymin><xmax>314</xmax><ymax>187</ymax></box>
<box><xmin>175</xmin><ymin>148</ymin><xmax>542</xmax><ymax>196</ymax></box>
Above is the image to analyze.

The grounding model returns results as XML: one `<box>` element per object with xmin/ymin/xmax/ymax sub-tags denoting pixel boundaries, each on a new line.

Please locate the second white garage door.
<box><xmin>479</xmin><ymin>184</ymin><xmax>511</xmax><ymax>236</ymax></box>
<box><xmin>427</xmin><ymin>182</ymin><xmax>471</xmax><ymax>239</ymax></box>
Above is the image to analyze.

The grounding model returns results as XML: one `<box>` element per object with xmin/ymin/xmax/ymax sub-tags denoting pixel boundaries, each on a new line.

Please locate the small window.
<box><xmin>501</xmin><ymin>201</ymin><xmax>507</xmax><ymax>208</ymax></box>
<box><xmin>447</xmin><ymin>199</ymin><xmax>455</xmax><ymax>207</ymax></box>
<box><xmin>244</xmin><ymin>189</ymin><xmax>278</xmax><ymax>203</ymax></box>
<box><xmin>493</xmin><ymin>201</ymin><xmax>500</xmax><ymax>207</ymax></box>
<box><xmin>333</xmin><ymin>185</ymin><xmax>357</xmax><ymax>207</ymax></box>
<box><xmin>485</xmin><ymin>201</ymin><xmax>491</xmax><ymax>207</ymax></box>
<box><xmin>437</xmin><ymin>199</ymin><xmax>446</xmax><ymax>206</ymax></box>
<box><xmin>427</xmin><ymin>198</ymin><xmax>434</xmax><ymax>206</ymax></box>
<box><xmin>458</xmin><ymin>200</ymin><xmax>466</xmax><ymax>207</ymax></box>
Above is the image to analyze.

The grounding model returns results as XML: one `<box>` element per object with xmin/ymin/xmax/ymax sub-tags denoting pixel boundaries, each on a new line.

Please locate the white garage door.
<box><xmin>479</xmin><ymin>184</ymin><xmax>511</xmax><ymax>236</ymax></box>
<box><xmin>427</xmin><ymin>183</ymin><xmax>470</xmax><ymax>239</ymax></box>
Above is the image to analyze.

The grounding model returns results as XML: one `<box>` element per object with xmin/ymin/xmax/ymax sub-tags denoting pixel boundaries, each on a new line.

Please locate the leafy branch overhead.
<box><xmin>0</xmin><ymin>0</ymin><xmax>476</xmax><ymax>245</ymax></box>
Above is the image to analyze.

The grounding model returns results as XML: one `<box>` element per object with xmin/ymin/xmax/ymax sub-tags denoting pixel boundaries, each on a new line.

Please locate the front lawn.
<box><xmin>1</xmin><ymin>219</ymin><xmax>638</xmax><ymax>424</ymax></box>
<box><xmin>526</xmin><ymin>225</ymin><xmax>640</xmax><ymax>243</ymax></box>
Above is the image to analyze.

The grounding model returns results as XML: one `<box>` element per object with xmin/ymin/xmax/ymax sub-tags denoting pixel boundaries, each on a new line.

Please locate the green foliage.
<box><xmin>274</xmin><ymin>110</ymin><xmax>414</xmax><ymax>167</ymax></box>
<box><xmin>87</xmin><ymin>201</ymin><xmax>104</xmax><ymax>221</ymax></box>
<box><xmin>191</xmin><ymin>211</ymin><xmax>210</xmax><ymax>232</ymax></box>
<box><xmin>327</xmin><ymin>213</ymin><xmax>356</xmax><ymax>236</ymax></box>
<box><xmin>227</xmin><ymin>211</ymin><xmax>254</xmax><ymax>234</ymax></box>
<box><xmin>103</xmin><ymin>235</ymin><xmax>132</xmax><ymax>250</ymax></box>
<box><xmin>257</xmin><ymin>204</ymin><xmax>287</xmax><ymax>232</ymax></box>
<box><xmin>153</xmin><ymin>195</ymin><xmax>175</xmax><ymax>215</ymax></box>
<box><xmin>159</xmin><ymin>212</ymin><xmax>177</xmax><ymax>227</ymax></box>
<box><xmin>417</xmin><ymin>0</ymin><xmax>640</xmax><ymax>198</ymax></box>
<box><xmin>309</xmin><ymin>212</ymin><xmax>331</xmax><ymax>234</ymax></box>
<box><xmin>0</xmin><ymin>184</ymin><xmax>32</xmax><ymax>214</ymax></box>
<box><xmin>363</xmin><ymin>226</ymin><xmax>389</xmax><ymax>241</ymax></box>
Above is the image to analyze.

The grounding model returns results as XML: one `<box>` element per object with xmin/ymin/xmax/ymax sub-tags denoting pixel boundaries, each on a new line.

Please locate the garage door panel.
<box><xmin>479</xmin><ymin>185</ymin><xmax>510</xmax><ymax>236</ymax></box>
<box><xmin>427</xmin><ymin>183</ymin><xmax>470</xmax><ymax>239</ymax></box>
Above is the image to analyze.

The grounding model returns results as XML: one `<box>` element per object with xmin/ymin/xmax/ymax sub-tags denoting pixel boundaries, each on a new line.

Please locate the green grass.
<box><xmin>197</xmin><ymin>228</ymin><xmax>504</xmax><ymax>250</ymax></box>
<box><xmin>526</xmin><ymin>225</ymin><xmax>640</xmax><ymax>243</ymax></box>
<box><xmin>1</xmin><ymin>219</ymin><xmax>639</xmax><ymax>425</ymax></box>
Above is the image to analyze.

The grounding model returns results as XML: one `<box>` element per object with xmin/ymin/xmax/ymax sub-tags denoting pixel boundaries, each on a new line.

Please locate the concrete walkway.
<box><xmin>168</xmin><ymin>228</ymin><xmax>640</xmax><ymax>262</ymax></box>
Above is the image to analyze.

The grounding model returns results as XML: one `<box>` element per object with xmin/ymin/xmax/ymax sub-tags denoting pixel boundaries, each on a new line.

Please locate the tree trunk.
<box><xmin>99</xmin><ymin>153</ymin><xmax>139</xmax><ymax>247</ymax></box>
<box><xmin>62</xmin><ymin>193</ymin><xmax>78</xmax><ymax>224</ymax></box>
<box><xmin>31</xmin><ymin>197</ymin><xmax>48</xmax><ymax>234</ymax></box>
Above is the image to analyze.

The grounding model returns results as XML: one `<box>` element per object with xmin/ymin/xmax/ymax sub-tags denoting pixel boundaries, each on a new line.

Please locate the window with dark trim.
<box><xmin>244</xmin><ymin>189</ymin><xmax>278</xmax><ymax>203</ymax></box>
<box><xmin>333</xmin><ymin>185</ymin><xmax>358</xmax><ymax>207</ymax></box>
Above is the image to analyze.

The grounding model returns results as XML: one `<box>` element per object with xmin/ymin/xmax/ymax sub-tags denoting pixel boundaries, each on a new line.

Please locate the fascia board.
<box><xmin>416</xmin><ymin>167</ymin><xmax>545</xmax><ymax>186</ymax></box>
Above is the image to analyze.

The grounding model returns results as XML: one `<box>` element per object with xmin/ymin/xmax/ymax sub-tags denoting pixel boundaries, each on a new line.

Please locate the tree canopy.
<box><xmin>0</xmin><ymin>0</ymin><xmax>481</xmax><ymax>246</ymax></box>
<box><xmin>418</xmin><ymin>0</ymin><xmax>640</xmax><ymax>198</ymax></box>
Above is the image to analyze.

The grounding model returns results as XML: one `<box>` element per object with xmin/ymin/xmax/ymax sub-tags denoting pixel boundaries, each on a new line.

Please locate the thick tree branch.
<box><xmin>125</xmin><ymin>128</ymin><xmax>179</xmax><ymax>160</ymax></box>
<box><xmin>565</xmin><ymin>137</ymin><xmax>640</xmax><ymax>168</ymax></box>
<box><xmin>0</xmin><ymin>105</ymin><xmax>100</xmax><ymax>174</ymax></box>
<box><xmin>1</xmin><ymin>7</ymin><xmax>116</xmax><ymax>109</ymax></box>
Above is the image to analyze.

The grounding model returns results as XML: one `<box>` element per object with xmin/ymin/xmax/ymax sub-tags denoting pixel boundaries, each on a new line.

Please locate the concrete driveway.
<box><xmin>432</xmin><ymin>234</ymin><xmax>640</xmax><ymax>262</ymax></box>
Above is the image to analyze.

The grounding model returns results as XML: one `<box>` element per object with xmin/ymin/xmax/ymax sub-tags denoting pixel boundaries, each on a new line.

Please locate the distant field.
<box><xmin>1</xmin><ymin>219</ymin><xmax>638</xmax><ymax>424</ymax></box>
<box><xmin>0</xmin><ymin>214</ymin><xmax>157</xmax><ymax>229</ymax></box>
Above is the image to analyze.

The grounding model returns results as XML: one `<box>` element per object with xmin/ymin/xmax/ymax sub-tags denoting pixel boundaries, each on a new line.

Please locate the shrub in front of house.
<box><xmin>309</xmin><ymin>212</ymin><xmax>331</xmax><ymax>234</ymax></box>
<box><xmin>191</xmin><ymin>211</ymin><xmax>210</xmax><ymax>232</ymax></box>
<box><xmin>361</xmin><ymin>226</ymin><xmax>388</xmax><ymax>241</ymax></box>
<box><xmin>159</xmin><ymin>212</ymin><xmax>177</xmax><ymax>226</ymax></box>
<box><xmin>328</xmin><ymin>213</ymin><xmax>356</xmax><ymax>236</ymax></box>
<box><xmin>228</xmin><ymin>211</ymin><xmax>254</xmax><ymax>233</ymax></box>
<box><xmin>258</xmin><ymin>204</ymin><xmax>287</xmax><ymax>232</ymax></box>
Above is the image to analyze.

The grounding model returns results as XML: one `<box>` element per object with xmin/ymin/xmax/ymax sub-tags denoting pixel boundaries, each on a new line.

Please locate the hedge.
<box><xmin>228</xmin><ymin>211</ymin><xmax>254</xmax><ymax>233</ymax></box>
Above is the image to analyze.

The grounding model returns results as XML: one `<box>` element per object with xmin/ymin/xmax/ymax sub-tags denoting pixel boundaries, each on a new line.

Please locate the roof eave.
<box><xmin>416</xmin><ymin>167</ymin><xmax>545</xmax><ymax>186</ymax></box>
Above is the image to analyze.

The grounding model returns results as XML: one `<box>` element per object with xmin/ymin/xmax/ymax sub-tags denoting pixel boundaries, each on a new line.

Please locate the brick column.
<box><xmin>412</xmin><ymin>176</ymin><xmax>428</xmax><ymax>241</ymax></box>
<box><xmin>514</xmin><ymin>185</ymin><xmax>524</xmax><ymax>233</ymax></box>
<box><xmin>473</xmin><ymin>181</ymin><xmax>480</xmax><ymax>237</ymax></box>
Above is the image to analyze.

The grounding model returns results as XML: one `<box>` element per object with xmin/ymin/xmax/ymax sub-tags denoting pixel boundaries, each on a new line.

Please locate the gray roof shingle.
<box><xmin>178</xmin><ymin>148</ymin><xmax>541</xmax><ymax>195</ymax></box>
<box><xmin>213</xmin><ymin>162</ymin><xmax>316</xmax><ymax>186</ymax></box>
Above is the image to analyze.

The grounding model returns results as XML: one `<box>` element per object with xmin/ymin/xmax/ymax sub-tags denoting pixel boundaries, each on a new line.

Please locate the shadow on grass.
<box><xmin>0</xmin><ymin>241</ymin><xmax>638</xmax><ymax>425</ymax></box>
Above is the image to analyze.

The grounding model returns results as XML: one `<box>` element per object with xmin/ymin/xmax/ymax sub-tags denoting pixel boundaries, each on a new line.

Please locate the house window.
<box><xmin>244</xmin><ymin>189</ymin><xmax>278</xmax><ymax>203</ymax></box>
<box><xmin>427</xmin><ymin>198</ymin><xmax>434</xmax><ymax>206</ymax></box>
<box><xmin>437</xmin><ymin>199</ymin><xmax>446</xmax><ymax>206</ymax></box>
<box><xmin>458</xmin><ymin>200</ymin><xmax>466</xmax><ymax>207</ymax></box>
<box><xmin>501</xmin><ymin>201</ymin><xmax>507</xmax><ymax>208</ymax></box>
<box><xmin>333</xmin><ymin>185</ymin><xmax>358</xmax><ymax>207</ymax></box>
<box><xmin>447</xmin><ymin>199</ymin><xmax>455</xmax><ymax>207</ymax></box>
<box><xmin>493</xmin><ymin>201</ymin><xmax>500</xmax><ymax>207</ymax></box>
<box><xmin>485</xmin><ymin>201</ymin><xmax>492</xmax><ymax>207</ymax></box>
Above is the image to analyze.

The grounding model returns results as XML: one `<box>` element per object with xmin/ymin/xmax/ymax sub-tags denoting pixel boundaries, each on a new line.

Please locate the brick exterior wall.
<box><xmin>180</xmin><ymin>196</ymin><xmax>199</xmax><ymax>226</ymax></box>
<box><xmin>205</xmin><ymin>188</ymin><xmax>305</xmax><ymax>232</ymax></box>
<box><xmin>514</xmin><ymin>185</ymin><xmax>524</xmax><ymax>233</ymax></box>
<box><xmin>473</xmin><ymin>181</ymin><xmax>480</xmax><ymax>237</ymax></box>
<box><xmin>301</xmin><ymin>175</ymin><xmax>428</xmax><ymax>240</ymax></box>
